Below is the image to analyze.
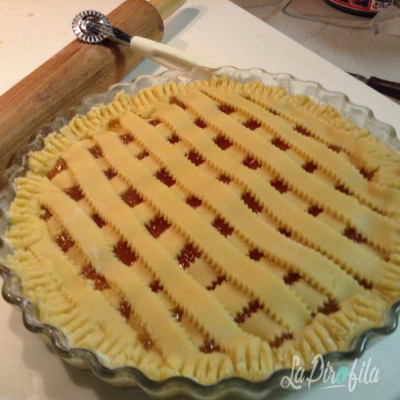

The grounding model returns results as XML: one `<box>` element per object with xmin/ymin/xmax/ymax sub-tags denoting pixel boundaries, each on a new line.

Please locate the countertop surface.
<box><xmin>233</xmin><ymin>0</ymin><xmax>400</xmax><ymax>84</ymax></box>
<box><xmin>0</xmin><ymin>1</ymin><xmax>399</xmax><ymax>399</ymax></box>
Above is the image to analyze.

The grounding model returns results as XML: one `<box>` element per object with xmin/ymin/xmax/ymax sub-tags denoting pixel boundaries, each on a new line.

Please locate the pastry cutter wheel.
<box><xmin>72</xmin><ymin>10</ymin><xmax>219</xmax><ymax>71</ymax></box>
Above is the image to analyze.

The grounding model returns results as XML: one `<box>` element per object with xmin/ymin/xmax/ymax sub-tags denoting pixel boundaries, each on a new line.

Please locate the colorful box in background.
<box><xmin>325</xmin><ymin>0</ymin><xmax>399</xmax><ymax>16</ymax></box>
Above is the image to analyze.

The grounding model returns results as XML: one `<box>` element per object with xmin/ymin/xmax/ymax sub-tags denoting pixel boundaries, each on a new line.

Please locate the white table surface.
<box><xmin>0</xmin><ymin>1</ymin><xmax>399</xmax><ymax>399</ymax></box>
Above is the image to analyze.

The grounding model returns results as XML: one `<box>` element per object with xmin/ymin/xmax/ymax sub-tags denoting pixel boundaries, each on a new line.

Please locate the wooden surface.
<box><xmin>0</xmin><ymin>0</ymin><xmax>164</xmax><ymax>177</ymax></box>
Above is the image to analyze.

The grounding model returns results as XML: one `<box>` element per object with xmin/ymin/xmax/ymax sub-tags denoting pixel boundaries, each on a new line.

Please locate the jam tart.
<box><xmin>6</xmin><ymin>76</ymin><xmax>400</xmax><ymax>385</ymax></box>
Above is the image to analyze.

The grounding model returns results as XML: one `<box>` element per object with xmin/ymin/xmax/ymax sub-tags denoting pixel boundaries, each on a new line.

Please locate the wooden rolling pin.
<box><xmin>0</xmin><ymin>0</ymin><xmax>185</xmax><ymax>177</ymax></box>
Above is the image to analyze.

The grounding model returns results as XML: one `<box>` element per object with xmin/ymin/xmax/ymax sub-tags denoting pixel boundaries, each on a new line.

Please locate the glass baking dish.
<box><xmin>1</xmin><ymin>66</ymin><xmax>400</xmax><ymax>399</ymax></box>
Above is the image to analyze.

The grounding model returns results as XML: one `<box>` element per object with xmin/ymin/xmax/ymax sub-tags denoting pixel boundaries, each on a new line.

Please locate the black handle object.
<box><xmin>368</xmin><ymin>76</ymin><xmax>400</xmax><ymax>101</ymax></box>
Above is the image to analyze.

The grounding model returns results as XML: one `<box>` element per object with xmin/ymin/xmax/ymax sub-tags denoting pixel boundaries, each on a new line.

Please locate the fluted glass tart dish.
<box><xmin>1</xmin><ymin>66</ymin><xmax>400</xmax><ymax>399</ymax></box>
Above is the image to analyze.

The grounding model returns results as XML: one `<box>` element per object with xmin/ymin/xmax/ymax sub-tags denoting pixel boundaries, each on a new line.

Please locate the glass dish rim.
<box><xmin>1</xmin><ymin>65</ymin><xmax>400</xmax><ymax>399</ymax></box>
